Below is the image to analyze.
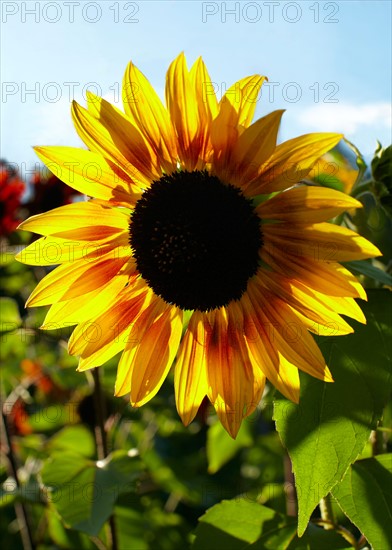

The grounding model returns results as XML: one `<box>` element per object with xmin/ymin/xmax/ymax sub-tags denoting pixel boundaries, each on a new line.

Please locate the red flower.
<box><xmin>27</xmin><ymin>170</ymin><xmax>82</xmax><ymax>216</ymax></box>
<box><xmin>0</xmin><ymin>160</ymin><xmax>25</xmax><ymax>237</ymax></box>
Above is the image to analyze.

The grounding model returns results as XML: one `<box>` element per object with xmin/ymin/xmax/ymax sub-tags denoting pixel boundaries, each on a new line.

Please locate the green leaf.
<box><xmin>273</xmin><ymin>290</ymin><xmax>392</xmax><ymax>536</ymax></box>
<box><xmin>47</xmin><ymin>425</ymin><xmax>96</xmax><ymax>458</ymax></box>
<box><xmin>331</xmin><ymin>454</ymin><xmax>392</xmax><ymax>550</ymax></box>
<box><xmin>41</xmin><ymin>450</ymin><xmax>143</xmax><ymax>536</ymax></box>
<box><xmin>193</xmin><ymin>500</ymin><xmax>297</xmax><ymax>549</ymax></box>
<box><xmin>343</xmin><ymin>260</ymin><xmax>392</xmax><ymax>286</ymax></box>
<box><xmin>46</xmin><ymin>509</ymin><xmax>96</xmax><ymax>550</ymax></box>
<box><xmin>207</xmin><ymin>420</ymin><xmax>253</xmax><ymax>474</ymax></box>
<box><xmin>29</xmin><ymin>405</ymin><xmax>67</xmax><ymax>432</ymax></box>
<box><xmin>0</xmin><ymin>297</ymin><xmax>21</xmax><ymax>330</ymax></box>
<box><xmin>115</xmin><ymin>505</ymin><xmax>149</xmax><ymax>550</ymax></box>
<box><xmin>371</xmin><ymin>143</ymin><xmax>392</xmax><ymax>191</ymax></box>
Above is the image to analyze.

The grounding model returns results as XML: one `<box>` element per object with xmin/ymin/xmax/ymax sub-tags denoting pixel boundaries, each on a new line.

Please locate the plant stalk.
<box><xmin>319</xmin><ymin>494</ymin><xmax>336</xmax><ymax>530</ymax></box>
<box><xmin>92</xmin><ymin>368</ymin><xmax>118</xmax><ymax>550</ymax></box>
<box><xmin>1</xmin><ymin>406</ymin><xmax>35</xmax><ymax>550</ymax></box>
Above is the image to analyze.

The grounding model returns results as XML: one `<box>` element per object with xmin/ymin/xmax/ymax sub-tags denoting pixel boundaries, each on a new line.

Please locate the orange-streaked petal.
<box><xmin>229</xmin><ymin>110</ymin><xmax>284</xmax><ymax>185</ymax></box>
<box><xmin>175</xmin><ymin>310</ymin><xmax>210</xmax><ymax>426</ymax></box>
<box><xmin>248</xmin><ymin>283</ymin><xmax>333</xmax><ymax>382</ymax></box>
<box><xmin>241</xmin><ymin>292</ymin><xmax>300</xmax><ymax>403</ymax></box>
<box><xmin>33</xmin><ymin>146</ymin><xmax>139</xmax><ymax>203</ymax></box>
<box><xmin>263</xmin><ymin>222</ymin><xmax>381</xmax><ymax>262</ymax></box>
<box><xmin>72</xmin><ymin>100</ymin><xmax>158</xmax><ymax>185</ymax></box>
<box><xmin>166</xmin><ymin>52</ymin><xmax>201</xmax><ymax>170</ymax></box>
<box><xmin>190</xmin><ymin>56</ymin><xmax>219</xmax><ymax>162</ymax></box>
<box><xmin>211</xmin><ymin>75</ymin><xmax>266</xmax><ymax>180</ymax></box>
<box><xmin>41</xmin><ymin>268</ymin><xmax>137</xmax><ymax>328</ymax></box>
<box><xmin>257</xmin><ymin>185</ymin><xmax>362</xmax><ymax>223</ymax></box>
<box><xmin>261</xmin><ymin>250</ymin><xmax>367</xmax><ymax>300</ymax></box>
<box><xmin>114</xmin><ymin>298</ymin><xmax>181</xmax><ymax>399</ymax></box>
<box><xmin>122</xmin><ymin>63</ymin><xmax>177</xmax><ymax>173</ymax></box>
<box><xmin>206</xmin><ymin>308</ymin><xmax>259</xmax><ymax>438</ymax></box>
<box><xmin>127</xmin><ymin>306</ymin><xmax>183</xmax><ymax>406</ymax></box>
<box><xmin>70</xmin><ymin>279</ymin><xmax>151</xmax><ymax>362</ymax></box>
<box><xmin>245</xmin><ymin>133</ymin><xmax>343</xmax><ymax>195</ymax></box>
<box><xmin>18</xmin><ymin>201</ymin><xmax>129</xmax><ymax>236</ymax></box>
<box><xmin>26</xmin><ymin>253</ymin><xmax>132</xmax><ymax>306</ymax></box>
<box><xmin>16</xmin><ymin>232</ymin><xmax>128</xmax><ymax>266</ymax></box>
<box><xmin>257</xmin><ymin>270</ymin><xmax>355</xmax><ymax>335</ymax></box>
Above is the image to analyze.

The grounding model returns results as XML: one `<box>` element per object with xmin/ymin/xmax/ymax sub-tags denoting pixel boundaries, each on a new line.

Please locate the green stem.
<box><xmin>92</xmin><ymin>369</ymin><xmax>118</xmax><ymax>550</ymax></box>
<box><xmin>1</xmin><ymin>405</ymin><xmax>35</xmax><ymax>550</ymax></box>
<box><xmin>370</xmin><ymin>423</ymin><xmax>386</xmax><ymax>456</ymax></box>
<box><xmin>313</xmin><ymin>519</ymin><xmax>360</xmax><ymax>549</ymax></box>
<box><xmin>283</xmin><ymin>453</ymin><xmax>297</xmax><ymax>517</ymax></box>
<box><xmin>319</xmin><ymin>494</ymin><xmax>336</xmax><ymax>530</ymax></box>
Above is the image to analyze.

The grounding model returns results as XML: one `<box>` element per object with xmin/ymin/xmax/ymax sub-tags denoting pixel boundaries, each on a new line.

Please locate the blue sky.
<box><xmin>1</xmin><ymin>0</ymin><xmax>391</xmax><ymax>180</ymax></box>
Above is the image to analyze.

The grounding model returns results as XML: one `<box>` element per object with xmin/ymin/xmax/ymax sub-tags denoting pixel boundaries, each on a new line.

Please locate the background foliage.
<box><xmin>1</xmin><ymin>143</ymin><xmax>391</xmax><ymax>549</ymax></box>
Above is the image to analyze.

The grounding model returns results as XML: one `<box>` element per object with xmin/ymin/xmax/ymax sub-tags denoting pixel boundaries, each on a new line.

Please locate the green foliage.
<box><xmin>331</xmin><ymin>454</ymin><xmax>392</xmax><ymax>550</ymax></box>
<box><xmin>274</xmin><ymin>290</ymin><xmax>391</xmax><ymax>535</ymax></box>
<box><xmin>193</xmin><ymin>500</ymin><xmax>297</xmax><ymax>548</ymax></box>
<box><xmin>0</xmin><ymin>296</ymin><xmax>22</xmax><ymax>327</ymax></box>
<box><xmin>343</xmin><ymin>260</ymin><xmax>392</xmax><ymax>286</ymax></box>
<box><xmin>1</xmin><ymin>139</ymin><xmax>391</xmax><ymax>549</ymax></box>
<box><xmin>206</xmin><ymin>420</ymin><xmax>253</xmax><ymax>474</ymax></box>
<box><xmin>41</xmin><ymin>450</ymin><xmax>143</xmax><ymax>536</ymax></box>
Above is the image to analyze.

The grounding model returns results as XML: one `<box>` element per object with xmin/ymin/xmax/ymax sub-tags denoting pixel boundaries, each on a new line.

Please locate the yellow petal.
<box><xmin>26</xmin><ymin>254</ymin><xmax>131</xmax><ymax>306</ymax></box>
<box><xmin>211</xmin><ymin>75</ymin><xmax>266</xmax><ymax>179</ymax></box>
<box><xmin>190</xmin><ymin>56</ymin><xmax>219</xmax><ymax>162</ymax></box>
<box><xmin>249</xmin><ymin>283</ymin><xmax>333</xmax><ymax>382</ymax></box>
<box><xmin>33</xmin><ymin>146</ymin><xmax>139</xmax><ymax>203</ymax></box>
<box><xmin>263</xmin><ymin>222</ymin><xmax>381</xmax><ymax>261</ymax></box>
<box><xmin>257</xmin><ymin>185</ymin><xmax>363</xmax><ymax>223</ymax></box>
<box><xmin>257</xmin><ymin>271</ymin><xmax>355</xmax><ymax>335</ymax></box>
<box><xmin>241</xmin><ymin>293</ymin><xmax>300</xmax><ymax>403</ymax></box>
<box><xmin>72</xmin><ymin>100</ymin><xmax>158</xmax><ymax>185</ymax></box>
<box><xmin>18</xmin><ymin>201</ymin><xmax>129</xmax><ymax>236</ymax></box>
<box><xmin>70</xmin><ymin>279</ymin><xmax>150</xmax><ymax>360</ymax></box>
<box><xmin>219</xmin><ymin>74</ymin><xmax>266</xmax><ymax>129</ymax></box>
<box><xmin>127</xmin><ymin>306</ymin><xmax>183</xmax><ymax>407</ymax></box>
<box><xmin>261</xmin><ymin>249</ymin><xmax>367</xmax><ymax>300</ymax></box>
<box><xmin>175</xmin><ymin>310</ymin><xmax>209</xmax><ymax>426</ymax></box>
<box><xmin>245</xmin><ymin>133</ymin><xmax>343</xmax><ymax>195</ymax></box>
<box><xmin>230</xmin><ymin>110</ymin><xmax>285</xmax><ymax>185</ymax></box>
<box><xmin>122</xmin><ymin>64</ymin><xmax>177</xmax><ymax>173</ymax></box>
<box><xmin>16</xmin><ymin>233</ymin><xmax>127</xmax><ymax>266</ymax></box>
<box><xmin>41</xmin><ymin>268</ymin><xmax>135</xmax><ymax>328</ymax></box>
<box><xmin>190</xmin><ymin>57</ymin><xmax>219</xmax><ymax>123</ymax></box>
<box><xmin>206</xmin><ymin>308</ymin><xmax>260</xmax><ymax>438</ymax></box>
<box><xmin>165</xmin><ymin>52</ymin><xmax>201</xmax><ymax>170</ymax></box>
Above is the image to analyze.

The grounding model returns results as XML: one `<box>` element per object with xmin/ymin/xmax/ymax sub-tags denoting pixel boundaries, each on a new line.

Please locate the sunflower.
<box><xmin>16</xmin><ymin>53</ymin><xmax>380</xmax><ymax>437</ymax></box>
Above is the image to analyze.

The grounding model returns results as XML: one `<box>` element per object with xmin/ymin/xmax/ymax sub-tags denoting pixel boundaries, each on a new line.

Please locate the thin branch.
<box><xmin>1</xmin><ymin>405</ymin><xmax>35</xmax><ymax>550</ymax></box>
<box><xmin>283</xmin><ymin>453</ymin><xmax>297</xmax><ymax>517</ymax></box>
<box><xmin>313</xmin><ymin>519</ymin><xmax>360</xmax><ymax>549</ymax></box>
<box><xmin>319</xmin><ymin>494</ymin><xmax>336</xmax><ymax>530</ymax></box>
<box><xmin>92</xmin><ymin>368</ymin><xmax>118</xmax><ymax>550</ymax></box>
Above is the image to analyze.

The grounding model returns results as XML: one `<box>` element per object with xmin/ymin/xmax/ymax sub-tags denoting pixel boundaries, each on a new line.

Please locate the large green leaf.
<box><xmin>274</xmin><ymin>290</ymin><xmax>391</xmax><ymax>535</ymax></box>
<box><xmin>207</xmin><ymin>420</ymin><xmax>253</xmax><ymax>474</ymax></box>
<box><xmin>331</xmin><ymin>454</ymin><xmax>392</xmax><ymax>549</ymax></box>
<box><xmin>46</xmin><ymin>425</ymin><xmax>95</xmax><ymax>457</ymax></box>
<box><xmin>192</xmin><ymin>500</ymin><xmax>297</xmax><ymax>549</ymax></box>
<box><xmin>41</xmin><ymin>450</ymin><xmax>143</xmax><ymax>536</ymax></box>
<box><xmin>193</xmin><ymin>500</ymin><xmax>352</xmax><ymax>549</ymax></box>
<box><xmin>46</xmin><ymin>509</ymin><xmax>96</xmax><ymax>550</ymax></box>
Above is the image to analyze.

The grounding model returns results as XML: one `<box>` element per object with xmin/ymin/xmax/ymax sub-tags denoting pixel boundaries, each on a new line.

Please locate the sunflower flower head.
<box><xmin>16</xmin><ymin>53</ymin><xmax>380</xmax><ymax>437</ymax></box>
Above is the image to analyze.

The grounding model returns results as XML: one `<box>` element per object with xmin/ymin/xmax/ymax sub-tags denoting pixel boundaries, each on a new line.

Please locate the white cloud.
<box><xmin>295</xmin><ymin>102</ymin><xmax>391</xmax><ymax>134</ymax></box>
